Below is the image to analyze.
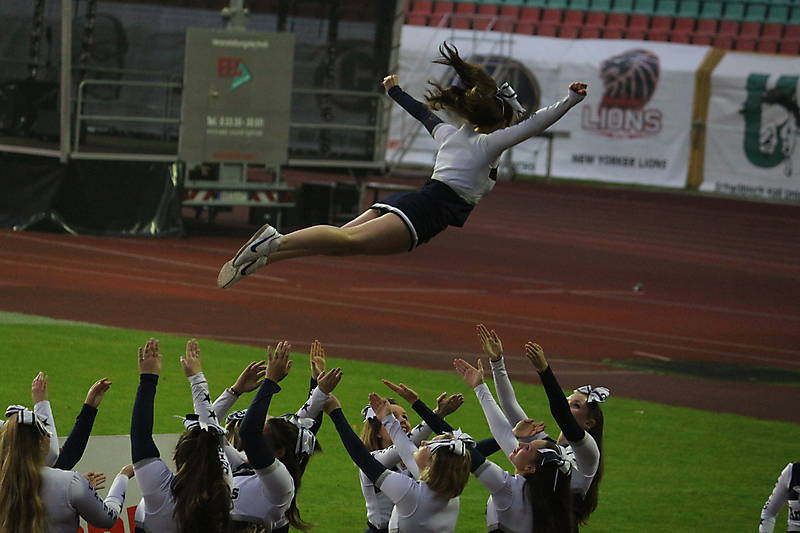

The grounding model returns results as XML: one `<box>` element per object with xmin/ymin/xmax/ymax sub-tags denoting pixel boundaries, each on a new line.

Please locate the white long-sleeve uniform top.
<box><xmin>430</xmin><ymin>91</ymin><xmax>584</xmax><ymax>205</ymax></box>
<box><xmin>134</xmin><ymin>372</ymin><xmax>230</xmax><ymax>533</ymax></box>
<box><xmin>760</xmin><ymin>462</ymin><xmax>800</xmax><ymax>533</ymax></box>
<box><xmin>472</xmin><ymin>383</ymin><xmax>534</xmax><ymax>533</ymax></box>
<box><xmin>361</xmin><ymin>418</ymin><xmax>433</xmax><ymax>528</ymax></box>
<box><xmin>42</xmin><ymin>467</ymin><xmax>127</xmax><ymax>533</ymax></box>
<box><xmin>490</xmin><ymin>358</ymin><xmax>600</xmax><ymax>497</ymax></box>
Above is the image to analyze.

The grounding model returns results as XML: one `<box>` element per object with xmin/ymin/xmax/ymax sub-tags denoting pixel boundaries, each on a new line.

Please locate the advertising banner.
<box><xmin>702</xmin><ymin>52</ymin><xmax>800</xmax><ymax>202</ymax></box>
<box><xmin>388</xmin><ymin>26</ymin><xmax>708</xmax><ymax>188</ymax></box>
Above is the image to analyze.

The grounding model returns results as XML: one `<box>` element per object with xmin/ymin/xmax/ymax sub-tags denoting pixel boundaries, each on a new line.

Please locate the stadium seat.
<box><xmin>515</xmin><ymin>6</ymin><xmax>541</xmax><ymax>34</ymax></box>
<box><xmin>672</xmin><ymin>17</ymin><xmax>695</xmax><ymax>34</ymax></box>
<box><xmin>546</xmin><ymin>0</ymin><xmax>569</xmax><ymax>8</ymax></box>
<box><xmin>537</xmin><ymin>24</ymin><xmax>559</xmax><ymax>37</ymax></box>
<box><xmin>611</xmin><ymin>0</ymin><xmax>634</xmax><ymax>13</ymax></box>
<box><xmin>474</xmin><ymin>4</ymin><xmax>499</xmax><ymax>30</ymax></box>
<box><xmin>739</xmin><ymin>21</ymin><xmax>761</xmax><ymax>38</ymax></box>
<box><xmin>632</xmin><ymin>0</ymin><xmax>656</xmax><ymax>14</ymax></box>
<box><xmin>628</xmin><ymin>14</ymin><xmax>649</xmax><ymax>31</ymax></box>
<box><xmin>563</xmin><ymin>9</ymin><xmax>584</xmax><ymax>25</ymax></box>
<box><xmin>744</xmin><ymin>2</ymin><xmax>767</xmax><ymax>22</ymax></box>
<box><xmin>761</xmin><ymin>23</ymin><xmax>784</xmax><ymax>40</ymax></box>
<box><xmin>711</xmin><ymin>35</ymin><xmax>734</xmax><ymax>49</ymax></box>
<box><xmin>779</xmin><ymin>40</ymin><xmax>800</xmax><ymax>55</ymax></box>
<box><xmin>560</xmin><ymin>24</ymin><xmax>581</xmax><ymax>38</ymax></box>
<box><xmin>603</xmin><ymin>28</ymin><xmax>624</xmax><ymax>39</ymax></box>
<box><xmin>693</xmin><ymin>18</ymin><xmax>717</xmax><ymax>40</ymax></box>
<box><xmin>676</xmin><ymin>0</ymin><xmax>700</xmax><ymax>18</ymax></box>
<box><xmin>734</xmin><ymin>37</ymin><xmax>757</xmax><ymax>51</ymax></box>
<box><xmin>716</xmin><ymin>19</ymin><xmax>739</xmax><ymax>38</ymax></box>
<box><xmin>584</xmin><ymin>10</ymin><xmax>607</xmax><ymax>29</ymax></box>
<box><xmin>452</xmin><ymin>2</ymin><xmax>476</xmax><ymax>29</ymax></box>
<box><xmin>722</xmin><ymin>1</ymin><xmax>745</xmax><ymax>20</ymax></box>
<box><xmin>569</xmin><ymin>0</ymin><xmax>591</xmax><ymax>9</ymax></box>
<box><xmin>791</xmin><ymin>6</ymin><xmax>800</xmax><ymax>24</ymax></box>
<box><xmin>407</xmin><ymin>0</ymin><xmax>432</xmax><ymax>25</ymax></box>
<box><xmin>648</xmin><ymin>29</ymin><xmax>670</xmax><ymax>41</ymax></box>
<box><xmin>650</xmin><ymin>15</ymin><xmax>673</xmax><ymax>31</ymax></box>
<box><xmin>591</xmin><ymin>0</ymin><xmax>612</xmax><ymax>12</ymax></box>
<box><xmin>756</xmin><ymin>39</ymin><xmax>778</xmax><ymax>54</ymax></box>
<box><xmin>581</xmin><ymin>27</ymin><xmax>603</xmax><ymax>38</ymax></box>
<box><xmin>691</xmin><ymin>34</ymin><xmax>712</xmax><ymax>45</ymax></box>
<box><xmin>699</xmin><ymin>1</ymin><xmax>723</xmax><ymax>19</ymax></box>
<box><xmin>626</xmin><ymin>28</ymin><xmax>647</xmax><ymax>39</ymax></box>
<box><xmin>540</xmin><ymin>8</ymin><xmax>563</xmax><ymax>24</ymax></box>
<box><xmin>655</xmin><ymin>0</ymin><xmax>678</xmax><ymax>16</ymax></box>
<box><xmin>494</xmin><ymin>5</ymin><xmax>520</xmax><ymax>32</ymax></box>
<box><xmin>605</xmin><ymin>12</ymin><xmax>628</xmax><ymax>30</ymax></box>
<box><xmin>766</xmin><ymin>5</ymin><xmax>790</xmax><ymax>24</ymax></box>
<box><xmin>785</xmin><ymin>25</ymin><xmax>800</xmax><ymax>40</ymax></box>
<box><xmin>670</xmin><ymin>31</ymin><xmax>690</xmax><ymax>43</ymax></box>
<box><xmin>429</xmin><ymin>2</ymin><xmax>454</xmax><ymax>26</ymax></box>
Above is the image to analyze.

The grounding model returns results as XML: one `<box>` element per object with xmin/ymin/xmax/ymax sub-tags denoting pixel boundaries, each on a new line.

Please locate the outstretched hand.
<box><xmin>434</xmin><ymin>392</ymin><xmax>464</xmax><ymax>416</ymax></box>
<box><xmin>85</xmin><ymin>378</ymin><xmax>112</xmax><ymax>408</ymax></box>
<box><xmin>31</xmin><ymin>371</ymin><xmax>48</xmax><ymax>403</ymax></box>
<box><xmin>266</xmin><ymin>341</ymin><xmax>293</xmax><ymax>383</ymax></box>
<box><xmin>382</xmin><ymin>379</ymin><xmax>419</xmax><ymax>404</ymax></box>
<box><xmin>369</xmin><ymin>392</ymin><xmax>392</xmax><ymax>420</ymax></box>
<box><xmin>138</xmin><ymin>338</ymin><xmax>162</xmax><ymax>375</ymax></box>
<box><xmin>381</xmin><ymin>74</ymin><xmax>399</xmax><ymax>91</ymax></box>
<box><xmin>317</xmin><ymin>367</ymin><xmax>343</xmax><ymax>394</ymax></box>
<box><xmin>180</xmin><ymin>338</ymin><xmax>203</xmax><ymax>377</ymax></box>
<box><xmin>310</xmin><ymin>339</ymin><xmax>326</xmax><ymax>381</ymax></box>
<box><xmin>84</xmin><ymin>472</ymin><xmax>106</xmax><ymax>490</ymax></box>
<box><xmin>477</xmin><ymin>324</ymin><xmax>503</xmax><ymax>361</ymax></box>
<box><xmin>513</xmin><ymin>418</ymin><xmax>546</xmax><ymax>440</ymax></box>
<box><xmin>232</xmin><ymin>360</ymin><xmax>267</xmax><ymax>395</ymax></box>
<box><xmin>453</xmin><ymin>358</ymin><xmax>485</xmax><ymax>388</ymax></box>
<box><xmin>570</xmin><ymin>82</ymin><xmax>588</xmax><ymax>96</ymax></box>
<box><xmin>524</xmin><ymin>341</ymin><xmax>548</xmax><ymax>372</ymax></box>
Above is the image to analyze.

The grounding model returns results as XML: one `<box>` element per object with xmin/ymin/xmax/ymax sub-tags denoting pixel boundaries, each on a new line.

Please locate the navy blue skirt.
<box><xmin>371</xmin><ymin>179</ymin><xmax>474</xmax><ymax>251</ymax></box>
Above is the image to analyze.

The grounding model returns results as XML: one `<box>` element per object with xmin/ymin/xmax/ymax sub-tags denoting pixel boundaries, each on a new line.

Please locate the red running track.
<box><xmin>1</xmin><ymin>181</ymin><xmax>799</xmax><ymax>422</ymax></box>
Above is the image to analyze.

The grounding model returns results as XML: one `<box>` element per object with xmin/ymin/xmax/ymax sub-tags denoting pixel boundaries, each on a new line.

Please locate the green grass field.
<box><xmin>1</xmin><ymin>312</ymin><xmax>797</xmax><ymax>532</ymax></box>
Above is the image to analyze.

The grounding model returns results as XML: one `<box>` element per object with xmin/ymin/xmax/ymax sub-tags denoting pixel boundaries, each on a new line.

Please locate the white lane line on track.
<box><xmin>0</xmin><ymin>234</ymin><xmax>288</xmax><ymax>283</ymax></box>
<box><xmin>634</xmin><ymin>351</ymin><xmax>672</xmax><ymax>362</ymax></box>
<box><xmin>349</xmin><ymin>287</ymin><xmax>487</xmax><ymax>294</ymax></box>
<box><xmin>4</xmin><ymin>255</ymin><xmax>800</xmax><ymax>364</ymax></box>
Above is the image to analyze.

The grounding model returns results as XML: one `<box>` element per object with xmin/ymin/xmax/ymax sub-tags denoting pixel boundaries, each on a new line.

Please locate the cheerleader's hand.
<box><xmin>382</xmin><ymin>379</ymin><xmax>419</xmax><ymax>404</ymax></box>
<box><xmin>369</xmin><ymin>392</ymin><xmax>392</xmax><ymax>420</ymax></box>
<box><xmin>231</xmin><ymin>360</ymin><xmax>267</xmax><ymax>395</ymax></box>
<box><xmin>477</xmin><ymin>323</ymin><xmax>503</xmax><ymax>362</ymax></box>
<box><xmin>266</xmin><ymin>341</ymin><xmax>293</xmax><ymax>383</ymax></box>
<box><xmin>524</xmin><ymin>342</ymin><xmax>548</xmax><ymax>373</ymax></box>
<box><xmin>513</xmin><ymin>418</ymin><xmax>546</xmax><ymax>439</ymax></box>
<box><xmin>85</xmin><ymin>378</ymin><xmax>112</xmax><ymax>409</ymax></box>
<box><xmin>138</xmin><ymin>338</ymin><xmax>162</xmax><ymax>376</ymax></box>
<box><xmin>569</xmin><ymin>82</ymin><xmax>588</xmax><ymax>96</ymax></box>
<box><xmin>453</xmin><ymin>358</ymin><xmax>484</xmax><ymax>388</ymax></box>
<box><xmin>310</xmin><ymin>339</ymin><xmax>326</xmax><ymax>381</ymax></box>
<box><xmin>84</xmin><ymin>472</ymin><xmax>106</xmax><ymax>490</ymax></box>
<box><xmin>382</xmin><ymin>74</ymin><xmax>399</xmax><ymax>91</ymax></box>
<box><xmin>119</xmin><ymin>464</ymin><xmax>135</xmax><ymax>479</ymax></box>
<box><xmin>434</xmin><ymin>392</ymin><xmax>464</xmax><ymax>416</ymax></box>
<box><xmin>180</xmin><ymin>338</ymin><xmax>203</xmax><ymax>377</ymax></box>
<box><xmin>31</xmin><ymin>371</ymin><xmax>48</xmax><ymax>403</ymax></box>
<box><xmin>317</xmin><ymin>367</ymin><xmax>343</xmax><ymax>394</ymax></box>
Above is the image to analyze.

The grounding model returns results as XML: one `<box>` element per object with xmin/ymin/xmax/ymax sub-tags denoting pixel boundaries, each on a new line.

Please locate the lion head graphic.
<box><xmin>599</xmin><ymin>49</ymin><xmax>660</xmax><ymax>110</ymax></box>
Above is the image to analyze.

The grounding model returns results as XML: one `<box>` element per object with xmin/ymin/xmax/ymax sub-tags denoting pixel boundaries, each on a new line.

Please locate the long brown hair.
<box><xmin>263</xmin><ymin>418</ymin><xmax>320</xmax><ymax>532</ymax></box>
<box><xmin>359</xmin><ymin>398</ymin><xmax>399</xmax><ymax>452</ymax></box>
<box><xmin>0</xmin><ymin>415</ymin><xmax>47</xmax><ymax>533</ymax></box>
<box><xmin>575</xmin><ymin>403</ymin><xmax>604</xmax><ymax>525</ymax></box>
<box><xmin>425</xmin><ymin>42</ymin><xmax>512</xmax><ymax>129</ymax></box>
<box><xmin>171</xmin><ymin>428</ymin><xmax>231</xmax><ymax>533</ymax></box>
<box><xmin>419</xmin><ymin>434</ymin><xmax>471</xmax><ymax>499</ymax></box>
<box><xmin>525</xmin><ymin>441</ymin><xmax>574</xmax><ymax>533</ymax></box>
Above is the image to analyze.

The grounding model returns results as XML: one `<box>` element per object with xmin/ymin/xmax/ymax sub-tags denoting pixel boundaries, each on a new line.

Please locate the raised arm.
<box><xmin>477</xmin><ymin>324</ymin><xmax>529</xmax><ymax>425</ymax></box>
<box><xmin>371</xmin><ymin>392</ymin><xmax>421</xmax><ymax>479</ymax></box>
<box><xmin>382</xmin><ymin>379</ymin><xmax>456</xmax><ymax>435</ymax></box>
<box><xmin>240</xmin><ymin>341</ymin><xmax>292</xmax><ymax>470</ymax></box>
<box><xmin>54</xmin><ymin>378</ymin><xmax>111</xmax><ymax>470</ymax></box>
<box><xmin>382</xmin><ymin>75</ymin><xmax>446</xmax><ymax>137</ymax></box>
<box><xmin>212</xmin><ymin>360</ymin><xmax>267</xmax><ymax>422</ymax></box>
<box><xmin>131</xmin><ymin>339</ymin><xmax>162</xmax><ymax>464</ymax></box>
<box><xmin>31</xmin><ymin>372</ymin><xmax>60</xmax><ymax>466</ymax></box>
<box><xmin>483</xmin><ymin>83</ymin><xmax>587</xmax><ymax>161</ymax></box>
<box><xmin>760</xmin><ymin>463</ymin><xmax>794</xmax><ymax>533</ymax></box>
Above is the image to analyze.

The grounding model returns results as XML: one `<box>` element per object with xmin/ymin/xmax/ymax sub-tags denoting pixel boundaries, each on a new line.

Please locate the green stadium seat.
<box><xmin>590</xmin><ymin>0</ymin><xmax>612</xmax><ymax>12</ymax></box>
<box><xmin>767</xmin><ymin>5</ymin><xmax>789</xmax><ymax>23</ymax></box>
<box><xmin>525</xmin><ymin>0</ymin><xmax>549</xmax><ymax>7</ymax></box>
<box><xmin>611</xmin><ymin>0</ymin><xmax>634</xmax><ymax>12</ymax></box>
<box><xmin>744</xmin><ymin>2</ymin><xmax>767</xmax><ymax>22</ymax></box>
<box><xmin>722</xmin><ymin>1</ymin><xmax>745</xmax><ymax>20</ymax></box>
<box><xmin>791</xmin><ymin>6</ymin><xmax>800</xmax><ymax>24</ymax></box>
<box><xmin>676</xmin><ymin>0</ymin><xmax>700</xmax><ymax>18</ymax></box>
<box><xmin>632</xmin><ymin>0</ymin><xmax>656</xmax><ymax>14</ymax></box>
<box><xmin>569</xmin><ymin>0</ymin><xmax>591</xmax><ymax>9</ymax></box>
<box><xmin>546</xmin><ymin>0</ymin><xmax>570</xmax><ymax>8</ymax></box>
<box><xmin>698</xmin><ymin>1</ymin><xmax>722</xmax><ymax>19</ymax></box>
<box><xmin>655</xmin><ymin>0</ymin><xmax>678</xmax><ymax>16</ymax></box>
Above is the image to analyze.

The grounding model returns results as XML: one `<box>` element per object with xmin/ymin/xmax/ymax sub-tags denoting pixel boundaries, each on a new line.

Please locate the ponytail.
<box><xmin>0</xmin><ymin>415</ymin><xmax>47</xmax><ymax>533</ymax></box>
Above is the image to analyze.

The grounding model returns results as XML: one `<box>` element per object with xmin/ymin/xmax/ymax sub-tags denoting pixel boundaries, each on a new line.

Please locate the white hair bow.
<box><xmin>225</xmin><ymin>409</ymin><xmax>247</xmax><ymax>425</ymax></box>
<box><xmin>5</xmin><ymin>405</ymin><xmax>51</xmax><ymax>436</ymax></box>
<box><xmin>176</xmin><ymin>414</ymin><xmax>227</xmax><ymax>435</ymax></box>
<box><xmin>574</xmin><ymin>385</ymin><xmax>610</xmax><ymax>404</ymax></box>
<box><xmin>426</xmin><ymin>428</ymin><xmax>475</xmax><ymax>457</ymax></box>
<box><xmin>361</xmin><ymin>405</ymin><xmax>377</xmax><ymax>422</ymax></box>
<box><xmin>496</xmin><ymin>82</ymin><xmax>526</xmax><ymax>117</ymax></box>
<box><xmin>537</xmin><ymin>446</ymin><xmax>576</xmax><ymax>491</ymax></box>
<box><xmin>282</xmin><ymin>414</ymin><xmax>317</xmax><ymax>456</ymax></box>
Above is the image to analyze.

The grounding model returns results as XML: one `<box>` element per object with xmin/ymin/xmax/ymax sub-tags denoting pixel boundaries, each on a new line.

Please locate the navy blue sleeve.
<box><xmin>410</xmin><ymin>399</ymin><xmax>453</xmax><ymax>435</ymax></box>
<box><xmin>387</xmin><ymin>85</ymin><xmax>444</xmax><ymax>135</ymax></box>
<box><xmin>538</xmin><ymin>366</ymin><xmax>585</xmax><ymax>442</ymax></box>
<box><xmin>54</xmin><ymin>404</ymin><xmax>98</xmax><ymax>470</ymax></box>
<box><xmin>469</xmin><ymin>443</ymin><xmax>487</xmax><ymax>472</ymax></box>
<box><xmin>476</xmin><ymin>437</ymin><xmax>500</xmax><ymax>458</ymax></box>
<box><xmin>328</xmin><ymin>408</ymin><xmax>387</xmax><ymax>483</ymax></box>
<box><xmin>131</xmin><ymin>374</ymin><xmax>160</xmax><ymax>463</ymax></box>
<box><xmin>240</xmin><ymin>378</ymin><xmax>281</xmax><ymax>470</ymax></box>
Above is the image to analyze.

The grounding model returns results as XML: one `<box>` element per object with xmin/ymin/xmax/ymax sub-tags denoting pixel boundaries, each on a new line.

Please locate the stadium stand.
<box><xmin>404</xmin><ymin>0</ymin><xmax>800</xmax><ymax>56</ymax></box>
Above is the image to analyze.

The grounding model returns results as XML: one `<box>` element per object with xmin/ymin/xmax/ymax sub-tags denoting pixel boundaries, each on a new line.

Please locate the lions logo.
<box><xmin>599</xmin><ymin>49</ymin><xmax>660</xmax><ymax>110</ymax></box>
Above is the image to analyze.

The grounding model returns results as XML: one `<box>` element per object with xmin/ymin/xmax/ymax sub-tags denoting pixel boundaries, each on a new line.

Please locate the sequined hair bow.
<box><xmin>426</xmin><ymin>429</ymin><xmax>475</xmax><ymax>457</ymax></box>
<box><xmin>573</xmin><ymin>385</ymin><xmax>610</xmax><ymax>404</ymax></box>
<box><xmin>5</xmin><ymin>405</ymin><xmax>51</xmax><ymax>436</ymax></box>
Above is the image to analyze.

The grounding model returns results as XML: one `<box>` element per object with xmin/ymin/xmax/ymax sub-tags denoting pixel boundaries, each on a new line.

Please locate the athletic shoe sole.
<box><xmin>232</xmin><ymin>223</ymin><xmax>279</xmax><ymax>267</ymax></box>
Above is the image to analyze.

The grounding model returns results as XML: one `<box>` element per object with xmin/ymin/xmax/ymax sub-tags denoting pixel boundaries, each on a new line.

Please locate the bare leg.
<box><xmin>341</xmin><ymin>208</ymin><xmax>381</xmax><ymax>228</ymax></box>
<box><xmin>267</xmin><ymin>213</ymin><xmax>411</xmax><ymax>265</ymax></box>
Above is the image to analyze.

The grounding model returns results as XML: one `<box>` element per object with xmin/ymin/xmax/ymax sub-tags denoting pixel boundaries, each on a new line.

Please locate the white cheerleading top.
<box><xmin>429</xmin><ymin>90</ymin><xmax>585</xmax><ymax>205</ymax></box>
<box><xmin>41</xmin><ymin>467</ymin><xmax>127</xmax><ymax>533</ymax></box>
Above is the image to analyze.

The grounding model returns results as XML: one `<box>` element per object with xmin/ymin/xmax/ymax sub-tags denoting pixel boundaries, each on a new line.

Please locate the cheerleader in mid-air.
<box><xmin>218</xmin><ymin>42</ymin><xmax>587</xmax><ymax>288</ymax></box>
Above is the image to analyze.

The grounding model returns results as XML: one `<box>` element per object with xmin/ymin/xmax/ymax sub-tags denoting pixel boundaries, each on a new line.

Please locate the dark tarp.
<box><xmin>1</xmin><ymin>153</ymin><xmax>183</xmax><ymax>237</ymax></box>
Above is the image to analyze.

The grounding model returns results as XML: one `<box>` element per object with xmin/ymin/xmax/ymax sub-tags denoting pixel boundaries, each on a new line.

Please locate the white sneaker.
<box><xmin>232</xmin><ymin>223</ymin><xmax>282</xmax><ymax>267</ymax></box>
<box><xmin>217</xmin><ymin>256</ymin><xmax>268</xmax><ymax>289</ymax></box>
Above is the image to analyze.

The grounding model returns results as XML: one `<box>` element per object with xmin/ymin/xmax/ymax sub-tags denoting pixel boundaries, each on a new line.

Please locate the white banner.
<box><xmin>388</xmin><ymin>26</ymin><xmax>708</xmax><ymax>188</ymax></box>
<box><xmin>702</xmin><ymin>52</ymin><xmax>800</xmax><ymax>202</ymax></box>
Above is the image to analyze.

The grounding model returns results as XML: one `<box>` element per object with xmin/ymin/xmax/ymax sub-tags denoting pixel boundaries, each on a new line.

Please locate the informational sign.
<box><xmin>389</xmin><ymin>26</ymin><xmax>707</xmax><ymax>188</ymax></box>
<box><xmin>702</xmin><ymin>52</ymin><xmax>800</xmax><ymax>202</ymax></box>
<box><xmin>179</xmin><ymin>29</ymin><xmax>295</xmax><ymax>165</ymax></box>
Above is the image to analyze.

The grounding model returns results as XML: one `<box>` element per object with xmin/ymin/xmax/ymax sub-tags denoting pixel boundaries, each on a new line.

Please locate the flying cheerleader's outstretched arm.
<box><xmin>382</xmin><ymin>74</ymin><xmax>449</xmax><ymax>137</ymax></box>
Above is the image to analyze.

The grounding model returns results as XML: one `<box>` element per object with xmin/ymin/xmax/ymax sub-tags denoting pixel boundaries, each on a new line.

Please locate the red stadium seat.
<box><xmin>671</xmin><ymin>32</ymin><xmax>690</xmax><ymax>43</ymax></box>
<box><xmin>429</xmin><ymin>2</ymin><xmax>454</xmax><ymax>26</ymax></box>
<box><xmin>452</xmin><ymin>2</ymin><xmax>476</xmax><ymax>29</ymax></box>
<box><xmin>537</xmin><ymin>24</ymin><xmax>559</xmax><ymax>37</ymax></box>
<box><xmin>540</xmin><ymin>8</ymin><xmax>563</xmax><ymax>25</ymax></box>
<box><xmin>560</xmin><ymin>24</ymin><xmax>581</xmax><ymax>38</ymax></box>
<box><xmin>628</xmin><ymin>14</ymin><xmax>649</xmax><ymax>31</ymax></box>
<box><xmin>494</xmin><ymin>5</ymin><xmax>520</xmax><ymax>32</ymax></box>
<box><xmin>604</xmin><ymin>28</ymin><xmax>624</xmax><ymax>39</ymax></box>
<box><xmin>784</xmin><ymin>25</ymin><xmax>800</xmax><ymax>40</ymax></box>
<box><xmin>691</xmin><ymin>34</ymin><xmax>712</xmax><ymax>45</ymax></box>
<box><xmin>474</xmin><ymin>4</ymin><xmax>498</xmax><ymax>30</ymax></box>
<box><xmin>734</xmin><ymin>37</ymin><xmax>756</xmax><ymax>52</ymax></box>
<box><xmin>711</xmin><ymin>35</ymin><xmax>734</xmax><ymax>49</ymax></box>
<box><xmin>761</xmin><ymin>23</ymin><xmax>783</xmax><ymax>40</ymax></box>
<box><xmin>739</xmin><ymin>22</ymin><xmax>761</xmax><ymax>38</ymax></box>
<box><xmin>407</xmin><ymin>0</ymin><xmax>433</xmax><ymax>25</ymax></box>
<box><xmin>779</xmin><ymin>40</ymin><xmax>800</xmax><ymax>55</ymax></box>
<box><xmin>605</xmin><ymin>13</ymin><xmax>627</xmax><ymax>30</ymax></box>
<box><xmin>648</xmin><ymin>29</ymin><xmax>670</xmax><ymax>41</ymax></box>
<box><xmin>756</xmin><ymin>39</ymin><xmax>778</xmax><ymax>54</ymax></box>
<box><xmin>716</xmin><ymin>20</ymin><xmax>739</xmax><ymax>37</ymax></box>
<box><xmin>515</xmin><ymin>7</ymin><xmax>541</xmax><ymax>34</ymax></box>
<box><xmin>672</xmin><ymin>17</ymin><xmax>695</xmax><ymax>34</ymax></box>
<box><xmin>650</xmin><ymin>15</ymin><xmax>672</xmax><ymax>32</ymax></box>
<box><xmin>625</xmin><ymin>28</ymin><xmax>647</xmax><ymax>40</ymax></box>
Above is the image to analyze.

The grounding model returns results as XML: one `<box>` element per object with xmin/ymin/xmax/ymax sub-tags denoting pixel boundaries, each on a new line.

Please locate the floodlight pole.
<box><xmin>222</xmin><ymin>0</ymin><xmax>250</xmax><ymax>31</ymax></box>
<box><xmin>60</xmin><ymin>0</ymin><xmax>73</xmax><ymax>162</ymax></box>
